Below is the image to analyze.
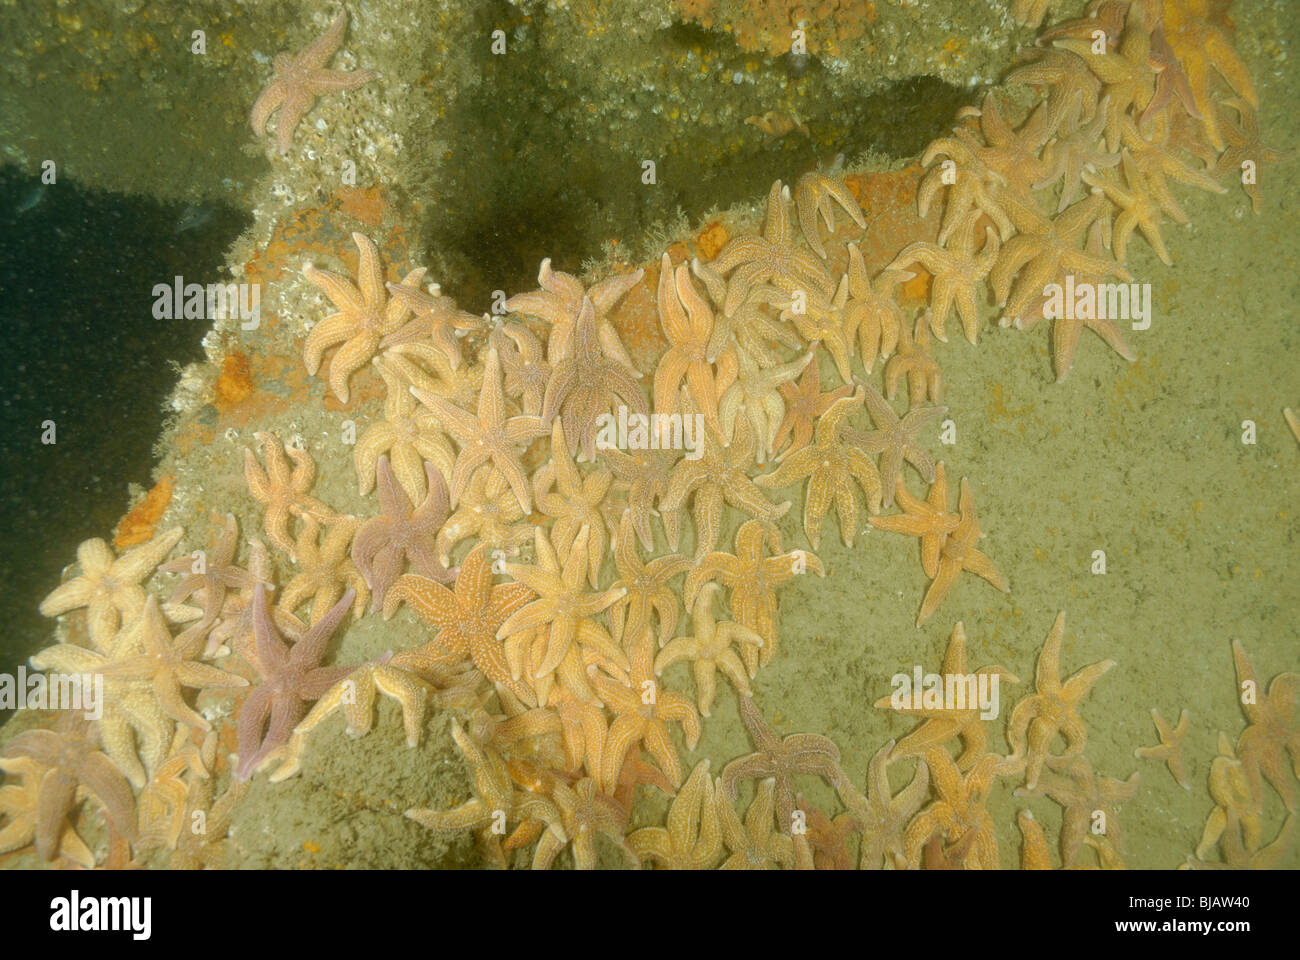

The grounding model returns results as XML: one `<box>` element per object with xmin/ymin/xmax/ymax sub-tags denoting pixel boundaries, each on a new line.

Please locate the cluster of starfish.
<box><xmin>3</xmin><ymin>1</ymin><xmax>1293</xmax><ymax>871</ymax></box>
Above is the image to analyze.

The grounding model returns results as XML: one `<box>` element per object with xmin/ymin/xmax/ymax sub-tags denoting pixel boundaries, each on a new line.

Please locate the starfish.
<box><xmin>1286</xmin><ymin>408</ymin><xmax>1300</xmax><ymax>447</ymax></box>
<box><xmin>1012</xmin><ymin>0</ymin><xmax>1051</xmax><ymax>28</ymax></box>
<box><xmin>656</xmin><ymin>582</ymin><xmax>764</xmax><ymax>718</ymax></box>
<box><xmin>653</xmin><ymin>254</ymin><xmax>724</xmax><ymax>431</ymax></box>
<box><xmin>533</xmin><ymin>419</ymin><xmax>613</xmax><ymax>588</ymax></box>
<box><xmin>1005</xmin><ymin>612</ymin><xmax>1116</xmax><ymax>790</ymax></box>
<box><xmin>836</xmin><ymin>740</ymin><xmax>930</xmax><ymax>870</ymax></box>
<box><xmin>1017</xmin><ymin>808</ymin><xmax>1054</xmax><ymax>870</ymax></box>
<box><xmin>773</xmin><ymin>350</ymin><xmax>854</xmax><ymax>456</ymax></box>
<box><xmin>302</xmin><ymin>232</ymin><xmax>426</xmax><ymax>403</ymax></box>
<box><xmin>279</xmin><ymin>515</ymin><xmax>367</xmax><ymax>625</ymax></box>
<box><xmin>884</xmin><ymin>312</ymin><xmax>942</xmax><ymax>407</ymax></box>
<box><xmin>234</xmin><ymin>584</ymin><xmax>356</xmax><ymax>780</ymax></box>
<box><xmin>354</xmin><ymin>355</ymin><xmax>456</xmax><ymax>503</ymax></box>
<box><xmin>1018</xmin><ymin>755</ymin><xmax>1139</xmax><ymax>868</ymax></box>
<box><xmin>490</xmin><ymin>322</ymin><xmax>551</xmax><ymax>416</ymax></box>
<box><xmin>0</xmin><ymin>756</ymin><xmax>94</xmax><ymax>867</ymax></box>
<box><xmin>160</xmin><ymin>514</ymin><xmax>259</xmax><ymax>647</ymax></box>
<box><xmin>135</xmin><ymin>728</ymin><xmax>212</xmax><ymax>852</ymax></box>
<box><xmin>1195</xmin><ymin>731</ymin><xmax>1263</xmax><ymax>862</ymax></box>
<box><xmin>352</xmin><ymin>457</ymin><xmax>455</xmax><ymax>611</ymax></box>
<box><xmin>39</xmin><ymin>525</ymin><xmax>183</xmax><ymax>653</ymax></box>
<box><xmin>609</xmin><ymin>512</ymin><xmax>690</xmax><ymax>648</ymax></box>
<box><xmin>407</xmin><ymin>717</ymin><xmax>562</xmax><ymax>857</ymax></box>
<box><xmin>531</xmin><ymin>776</ymin><xmax>637</xmax><ymax>870</ymax></box>
<box><xmin>628</xmin><ymin>759</ymin><xmax>720</xmax><ymax>869</ymax></box>
<box><xmin>1231</xmin><ymin>640</ymin><xmax>1300</xmax><ymax>811</ymax></box>
<box><xmin>1006</xmin><ymin>48</ymin><xmax>1101</xmax><ymax>141</ymax></box>
<box><xmin>913</xmin><ymin>476</ymin><xmax>1009</xmax><ymax>627</ymax></box>
<box><xmin>1212</xmin><ymin>98</ymin><xmax>1286</xmax><ymax>214</ymax></box>
<box><xmin>846</xmin><ymin>383</ymin><xmax>944</xmax><ymax>509</ymax></box>
<box><xmin>243</xmin><ymin>431</ymin><xmax>340</xmax><ymax>559</ymax></box>
<box><xmin>951</xmin><ymin>92</ymin><xmax>1051</xmax><ymax>206</ymax></box>
<box><xmin>775</xmin><ymin>283</ymin><xmax>855</xmax><ymax>384</ymax></box>
<box><xmin>794</xmin><ymin>166</ymin><xmax>866</xmax><ymax>259</ymax></box>
<box><xmin>756</xmin><ymin>390</ymin><xmax>882</xmax><ymax>548</ymax></box>
<box><xmin>1162</xmin><ymin>0</ymin><xmax>1257</xmax><ymax>150</ymax></box>
<box><xmin>541</xmin><ymin>297</ymin><xmax>648</xmax><ymax>462</ymax></box>
<box><xmin>505</xmin><ymin>258</ymin><xmax>643</xmax><ymax>371</ymax></box>
<box><xmin>1121</xmin><ymin>114</ymin><xmax>1227</xmax><ymax>222</ymax></box>
<box><xmin>1054</xmin><ymin>3</ymin><xmax>1154</xmax><ymax>151</ymax></box>
<box><xmin>1083</xmin><ymin>149</ymin><xmax>1179</xmax><ymax>265</ymax></box>
<box><xmin>841</xmin><ymin>244</ymin><xmax>907</xmax><ymax>373</ymax></box>
<box><xmin>413</xmin><ymin>345</ymin><xmax>548</xmax><ymax>513</ymax></box>
<box><xmin>496</xmin><ymin>527</ymin><xmax>628</xmax><ymax>691</ymax></box>
<box><xmin>991</xmin><ymin>192</ymin><xmax>1129</xmax><ymax>328</ymax></box>
<box><xmin>888</xmin><ymin>210</ymin><xmax>998</xmax><ymax>344</ymax></box>
<box><xmin>249</xmin><ymin>11</ymin><xmax>373</xmax><ymax>155</ymax></box>
<box><xmin>684</xmin><ymin>519</ymin><xmax>823</xmax><ymax>672</ymax></box>
<box><xmin>917</xmin><ymin>135</ymin><xmax>1015</xmax><ymax>247</ymax></box>
<box><xmin>1034</xmin><ymin>93</ymin><xmax>1120</xmax><ymax>213</ymax></box>
<box><xmin>718</xmin><ymin>349</ymin><xmax>813</xmax><ymax>463</ymax></box>
<box><xmin>794</xmin><ymin>794</ymin><xmax>859</xmax><ymax>870</ymax></box>
<box><xmin>716</xmin><ymin>777</ymin><xmax>800</xmax><ymax>869</ymax></box>
<box><xmin>720</xmin><ymin>695</ymin><xmax>845</xmax><ymax>832</ymax></box>
<box><xmin>433</xmin><ymin>466</ymin><xmax>533</xmax><ymax>564</ymax></box>
<box><xmin>383</xmin><ymin>281</ymin><xmax>480</xmax><ymax>370</ymax></box>
<box><xmin>1134</xmin><ymin>707</ymin><xmax>1193</xmax><ymax>790</ymax></box>
<box><xmin>691</xmin><ymin>260</ymin><xmax>802</xmax><ymax>367</ymax></box>
<box><xmin>875</xmin><ymin>622</ymin><xmax>1018</xmax><ymax>770</ymax></box>
<box><xmin>385</xmin><ymin>543</ymin><xmax>537</xmax><ymax>706</ymax></box>
<box><xmin>870</xmin><ymin>462</ymin><xmax>960</xmax><ymax>579</ymax></box>
<box><xmin>101</xmin><ymin>595</ymin><xmax>248</xmax><ymax>731</ymax></box>
<box><xmin>710</xmin><ymin>180</ymin><xmax>834</xmax><ymax>315</ymax></box>
<box><xmin>903</xmin><ymin>748</ymin><xmax>1001</xmax><ymax>869</ymax></box>
<box><xmin>600</xmin><ymin>443</ymin><xmax>682</xmax><ymax>553</ymax></box>
<box><xmin>591</xmin><ymin>651</ymin><xmax>701</xmax><ymax>793</ymax></box>
<box><xmin>660</xmin><ymin>417</ymin><xmax>791</xmax><ymax>560</ymax></box>
<box><xmin>1</xmin><ymin>712</ymin><xmax>137</xmax><ymax>863</ymax></box>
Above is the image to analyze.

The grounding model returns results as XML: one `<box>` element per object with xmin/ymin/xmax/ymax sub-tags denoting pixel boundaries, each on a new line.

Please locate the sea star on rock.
<box><xmin>249</xmin><ymin>11</ymin><xmax>374</xmax><ymax>155</ymax></box>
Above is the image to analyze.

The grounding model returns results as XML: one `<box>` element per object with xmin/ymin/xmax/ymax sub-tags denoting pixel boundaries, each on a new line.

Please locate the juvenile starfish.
<box><xmin>710</xmin><ymin>180</ymin><xmax>834</xmax><ymax>315</ymax></box>
<box><xmin>302</xmin><ymin>232</ymin><xmax>426</xmax><ymax>403</ymax></box>
<box><xmin>279</xmin><ymin>515</ymin><xmax>368</xmax><ymax>625</ymax></box>
<box><xmin>385</xmin><ymin>543</ymin><xmax>537</xmax><ymax>706</ymax></box>
<box><xmin>505</xmin><ymin>258</ymin><xmax>643</xmax><ymax>372</ymax></box>
<box><xmin>914</xmin><ymin>476</ymin><xmax>1009</xmax><ymax>627</ymax></box>
<box><xmin>628</xmin><ymin>759</ymin><xmax>720</xmax><ymax>869</ymax></box>
<box><xmin>794</xmin><ymin>166</ymin><xmax>866</xmax><ymax>259</ymax></box>
<box><xmin>655</xmin><ymin>582</ymin><xmax>764</xmax><ymax>718</ymax></box>
<box><xmin>756</xmin><ymin>390</ymin><xmax>882</xmax><ymax>548</ymax></box>
<box><xmin>39</xmin><ymin>525</ymin><xmax>183</xmax><ymax>652</ymax></box>
<box><xmin>884</xmin><ymin>312</ymin><xmax>942</xmax><ymax>407</ymax></box>
<box><xmin>684</xmin><ymin>519</ymin><xmax>823</xmax><ymax>671</ymax></box>
<box><xmin>718</xmin><ymin>349</ymin><xmax>813</xmax><ymax>463</ymax></box>
<box><xmin>773</xmin><ymin>350</ymin><xmax>854</xmax><ymax>456</ymax></box>
<box><xmin>249</xmin><ymin>11</ymin><xmax>373</xmax><ymax>155</ymax></box>
<box><xmin>846</xmin><ymin>383</ymin><xmax>944</xmax><ymax>509</ymax></box>
<box><xmin>413</xmin><ymin>346</ymin><xmax>548</xmax><ymax>513</ymax></box>
<box><xmin>160</xmin><ymin>514</ymin><xmax>257</xmax><ymax>640</ymax></box>
<box><xmin>875</xmin><ymin>622</ymin><xmax>1018</xmax><ymax>770</ymax></box>
<box><xmin>433</xmin><ymin>466</ymin><xmax>533</xmax><ymax>564</ymax></box>
<box><xmin>533</xmin><ymin>419</ymin><xmax>613</xmax><ymax>588</ymax></box>
<box><xmin>888</xmin><ymin>210</ymin><xmax>998</xmax><ymax>344</ymax></box>
<box><xmin>716</xmin><ymin>777</ymin><xmax>798</xmax><ymax>869</ymax></box>
<box><xmin>235</xmin><ymin>584</ymin><xmax>356</xmax><ymax>780</ymax></box>
<box><xmin>353</xmin><ymin>355</ymin><xmax>456</xmax><ymax>502</ymax></box>
<box><xmin>654</xmin><ymin>254</ymin><xmax>724</xmax><ymax>430</ymax></box>
<box><xmin>541</xmin><ymin>297</ymin><xmax>648</xmax><ymax>462</ymax></box>
<box><xmin>1231</xmin><ymin>641</ymin><xmax>1300</xmax><ymax>811</ymax></box>
<box><xmin>903</xmin><ymin>748</ymin><xmax>1001</xmax><ymax>869</ymax></box>
<box><xmin>1005</xmin><ymin>612</ymin><xmax>1115</xmax><ymax>790</ymax></box>
<box><xmin>1018</xmin><ymin>755</ymin><xmax>1139</xmax><ymax>868</ymax></box>
<box><xmin>660</xmin><ymin>418</ymin><xmax>791</xmax><ymax>560</ymax></box>
<box><xmin>1</xmin><ymin>712</ymin><xmax>137</xmax><ymax>862</ymax></box>
<box><xmin>1134</xmin><ymin>707</ymin><xmax>1192</xmax><ymax>790</ymax></box>
<box><xmin>836</xmin><ymin>740</ymin><xmax>930</xmax><ymax>870</ymax></box>
<box><xmin>101</xmin><ymin>595</ymin><xmax>248</xmax><ymax>732</ymax></box>
<box><xmin>352</xmin><ymin>457</ymin><xmax>455</xmax><ymax>611</ymax></box>
<box><xmin>609</xmin><ymin>511</ymin><xmax>690</xmax><ymax>648</ymax></box>
<box><xmin>841</xmin><ymin>244</ymin><xmax>907</xmax><ymax>373</ymax></box>
<box><xmin>720</xmin><ymin>696</ymin><xmax>845</xmax><ymax>832</ymax></box>
<box><xmin>243</xmin><ymin>431</ymin><xmax>340</xmax><ymax>559</ymax></box>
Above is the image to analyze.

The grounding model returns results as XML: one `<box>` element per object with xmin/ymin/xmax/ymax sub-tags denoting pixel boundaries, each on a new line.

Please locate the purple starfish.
<box><xmin>352</xmin><ymin>456</ymin><xmax>457</xmax><ymax>611</ymax></box>
<box><xmin>2</xmin><ymin>712</ymin><xmax>136</xmax><ymax>860</ymax></box>
<box><xmin>235</xmin><ymin>583</ymin><xmax>356</xmax><ymax>780</ymax></box>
